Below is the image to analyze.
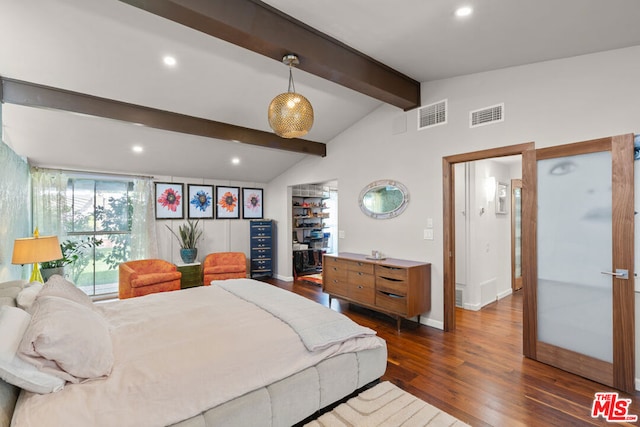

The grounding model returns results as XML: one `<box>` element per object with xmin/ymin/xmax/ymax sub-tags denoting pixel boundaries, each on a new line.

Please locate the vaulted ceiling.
<box><xmin>2</xmin><ymin>0</ymin><xmax>640</xmax><ymax>182</ymax></box>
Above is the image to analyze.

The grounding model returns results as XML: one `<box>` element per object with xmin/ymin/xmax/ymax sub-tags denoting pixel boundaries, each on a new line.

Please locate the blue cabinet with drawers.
<box><xmin>250</xmin><ymin>220</ymin><xmax>275</xmax><ymax>278</ymax></box>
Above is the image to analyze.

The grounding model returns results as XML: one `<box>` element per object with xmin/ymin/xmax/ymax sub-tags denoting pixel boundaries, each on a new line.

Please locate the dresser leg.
<box><xmin>328</xmin><ymin>295</ymin><xmax>332</xmax><ymax>308</ymax></box>
<box><xmin>396</xmin><ymin>317</ymin><xmax>401</xmax><ymax>332</ymax></box>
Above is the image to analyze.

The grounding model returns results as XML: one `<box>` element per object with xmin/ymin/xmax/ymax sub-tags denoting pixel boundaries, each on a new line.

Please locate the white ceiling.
<box><xmin>2</xmin><ymin>0</ymin><xmax>640</xmax><ymax>182</ymax></box>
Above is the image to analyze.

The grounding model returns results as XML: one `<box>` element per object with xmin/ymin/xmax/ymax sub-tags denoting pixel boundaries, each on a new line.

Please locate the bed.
<box><xmin>0</xmin><ymin>277</ymin><xmax>387</xmax><ymax>427</ymax></box>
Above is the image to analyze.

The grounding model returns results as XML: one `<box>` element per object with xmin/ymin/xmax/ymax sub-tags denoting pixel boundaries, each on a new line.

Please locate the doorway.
<box><xmin>454</xmin><ymin>157</ymin><xmax>522</xmax><ymax>311</ymax></box>
<box><xmin>443</xmin><ymin>142</ymin><xmax>534</xmax><ymax>330</ymax></box>
<box><xmin>291</xmin><ymin>182</ymin><xmax>337</xmax><ymax>281</ymax></box>
<box><xmin>443</xmin><ymin>135</ymin><xmax>635</xmax><ymax>393</ymax></box>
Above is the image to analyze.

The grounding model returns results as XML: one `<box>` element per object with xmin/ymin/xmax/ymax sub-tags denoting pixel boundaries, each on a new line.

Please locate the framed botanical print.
<box><xmin>188</xmin><ymin>184</ymin><xmax>214</xmax><ymax>219</ymax></box>
<box><xmin>216</xmin><ymin>186</ymin><xmax>240</xmax><ymax>219</ymax></box>
<box><xmin>242</xmin><ymin>188</ymin><xmax>263</xmax><ymax>219</ymax></box>
<box><xmin>155</xmin><ymin>182</ymin><xmax>184</xmax><ymax>219</ymax></box>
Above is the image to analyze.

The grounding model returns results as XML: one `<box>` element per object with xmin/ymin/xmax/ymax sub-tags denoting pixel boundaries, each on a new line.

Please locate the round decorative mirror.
<box><xmin>359</xmin><ymin>180</ymin><xmax>409</xmax><ymax>219</ymax></box>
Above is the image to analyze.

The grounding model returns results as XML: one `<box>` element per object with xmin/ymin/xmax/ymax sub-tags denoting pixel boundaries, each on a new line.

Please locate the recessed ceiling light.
<box><xmin>163</xmin><ymin>55</ymin><xmax>177</xmax><ymax>67</ymax></box>
<box><xmin>231</xmin><ymin>157</ymin><xmax>240</xmax><ymax>165</ymax></box>
<box><xmin>455</xmin><ymin>6</ymin><xmax>473</xmax><ymax>17</ymax></box>
<box><xmin>132</xmin><ymin>145</ymin><xmax>143</xmax><ymax>153</ymax></box>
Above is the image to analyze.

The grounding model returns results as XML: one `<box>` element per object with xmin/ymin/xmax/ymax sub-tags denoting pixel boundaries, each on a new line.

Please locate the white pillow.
<box><xmin>0</xmin><ymin>306</ymin><xmax>31</xmax><ymax>362</ymax></box>
<box><xmin>0</xmin><ymin>355</ymin><xmax>65</xmax><ymax>394</ymax></box>
<box><xmin>38</xmin><ymin>275</ymin><xmax>94</xmax><ymax>310</ymax></box>
<box><xmin>0</xmin><ymin>306</ymin><xmax>65</xmax><ymax>394</ymax></box>
<box><xmin>18</xmin><ymin>296</ymin><xmax>113</xmax><ymax>383</ymax></box>
<box><xmin>16</xmin><ymin>282</ymin><xmax>43</xmax><ymax>311</ymax></box>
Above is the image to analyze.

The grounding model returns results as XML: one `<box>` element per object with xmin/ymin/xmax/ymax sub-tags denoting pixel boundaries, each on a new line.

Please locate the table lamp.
<box><xmin>12</xmin><ymin>228</ymin><xmax>63</xmax><ymax>283</ymax></box>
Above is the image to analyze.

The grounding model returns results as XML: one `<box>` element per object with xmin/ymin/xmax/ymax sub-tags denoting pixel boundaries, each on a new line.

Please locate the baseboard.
<box><xmin>480</xmin><ymin>277</ymin><xmax>498</xmax><ymax>307</ymax></box>
<box><xmin>635</xmin><ymin>377</ymin><xmax>640</xmax><ymax>391</ymax></box>
<box><xmin>463</xmin><ymin>302</ymin><xmax>481</xmax><ymax>311</ymax></box>
<box><xmin>421</xmin><ymin>317</ymin><xmax>444</xmax><ymax>330</ymax></box>
<box><xmin>275</xmin><ymin>273</ymin><xmax>294</xmax><ymax>282</ymax></box>
<box><xmin>497</xmin><ymin>288</ymin><xmax>513</xmax><ymax>300</ymax></box>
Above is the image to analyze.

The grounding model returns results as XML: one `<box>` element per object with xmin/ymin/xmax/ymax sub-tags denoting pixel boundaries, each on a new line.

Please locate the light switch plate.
<box><xmin>426</xmin><ymin>218</ymin><xmax>433</xmax><ymax>228</ymax></box>
<box><xmin>338</xmin><ymin>230</ymin><xmax>346</xmax><ymax>239</ymax></box>
<box><xmin>423</xmin><ymin>229</ymin><xmax>434</xmax><ymax>240</ymax></box>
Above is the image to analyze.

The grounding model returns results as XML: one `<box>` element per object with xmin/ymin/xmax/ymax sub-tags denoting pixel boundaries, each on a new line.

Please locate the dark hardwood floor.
<box><xmin>264</xmin><ymin>277</ymin><xmax>640</xmax><ymax>426</ymax></box>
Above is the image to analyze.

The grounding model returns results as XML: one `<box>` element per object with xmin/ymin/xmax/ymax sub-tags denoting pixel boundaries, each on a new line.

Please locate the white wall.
<box><xmin>266</xmin><ymin>45</ymin><xmax>640</xmax><ymax>334</ymax></box>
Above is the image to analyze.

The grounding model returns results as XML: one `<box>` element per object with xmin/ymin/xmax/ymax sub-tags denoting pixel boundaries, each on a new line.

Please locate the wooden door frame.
<box><xmin>442</xmin><ymin>142</ymin><xmax>535</xmax><ymax>332</ymax></box>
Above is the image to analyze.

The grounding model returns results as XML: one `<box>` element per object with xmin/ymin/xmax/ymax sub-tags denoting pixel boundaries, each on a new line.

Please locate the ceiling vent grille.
<box><xmin>470</xmin><ymin>103</ymin><xmax>504</xmax><ymax>128</ymax></box>
<box><xmin>469</xmin><ymin>104</ymin><xmax>504</xmax><ymax>128</ymax></box>
<box><xmin>418</xmin><ymin>99</ymin><xmax>447</xmax><ymax>130</ymax></box>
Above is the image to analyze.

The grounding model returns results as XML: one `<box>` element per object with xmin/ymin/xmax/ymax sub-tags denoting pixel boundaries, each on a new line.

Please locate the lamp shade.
<box><xmin>12</xmin><ymin>235</ymin><xmax>63</xmax><ymax>265</ymax></box>
<box><xmin>268</xmin><ymin>92</ymin><xmax>314</xmax><ymax>139</ymax></box>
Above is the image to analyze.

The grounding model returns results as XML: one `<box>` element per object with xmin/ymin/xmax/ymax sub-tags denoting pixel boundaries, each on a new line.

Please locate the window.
<box><xmin>65</xmin><ymin>178</ymin><xmax>134</xmax><ymax>296</ymax></box>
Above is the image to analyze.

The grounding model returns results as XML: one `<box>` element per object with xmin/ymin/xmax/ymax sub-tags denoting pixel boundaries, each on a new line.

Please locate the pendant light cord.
<box><xmin>287</xmin><ymin>65</ymin><xmax>296</xmax><ymax>93</ymax></box>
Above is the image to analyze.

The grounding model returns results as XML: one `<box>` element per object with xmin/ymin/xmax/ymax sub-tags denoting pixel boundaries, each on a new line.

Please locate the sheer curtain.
<box><xmin>31</xmin><ymin>168</ymin><xmax>68</xmax><ymax>238</ymax></box>
<box><xmin>130</xmin><ymin>178</ymin><xmax>158</xmax><ymax>260</ymax></box>
<box><xmin>0</xmin><ymin>140</ymin><xmax>30</xmax><ymax>281</ymax></box>
<box><xmin>31</xmin><ymin>169</ymin><xmax>158</xmax><ymax>261</ymax></box>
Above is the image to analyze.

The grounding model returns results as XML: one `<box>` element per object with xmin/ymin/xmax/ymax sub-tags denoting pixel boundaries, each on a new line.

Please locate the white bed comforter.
<box><xmin>11</xmin><ymin>280</ymin><xmax>384</xmax><ymax>427</ymax></box>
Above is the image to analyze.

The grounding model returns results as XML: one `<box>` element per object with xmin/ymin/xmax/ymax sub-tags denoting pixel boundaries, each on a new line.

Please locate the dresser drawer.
<box><xmin>324</xmin><ymin>264</ymin><xmax>346</xmax><ymax>281</ymax></box>
<box><xmin>347</xmin><ymin>272</ymin><xmax>375</xmax><ymax>305</ymax></box>
<box><xmin>375</xmin><ymin>264</ymin><xmax>407</xmax><ymax>281</ymax></box>
<box><xmin>251</xmin><ymin>248</ymin><xmax>271</xmax><ymax>258</ymax></box>
<box><xmin>251</xmin><ymin>259</ymin><xmax>272</xmax><ymax>270</ymax></box>
<box><xmin>324</xmin><ymin>256</ymin><xmax>339</xmax><ymax>264</ymax></box>
<box><xmin>346</xmin><ymin>260</ymin><xmax>374</xmax><ymax>275</ymax></box>
<box><xmin>376</xmin><ymin>291</ymin><xmax>407</xmax><ymax>315</ymax></box>
<box><xmin>324</xmin><ymin>256</ymin><xmax>348</xmax><ymax>270</ymax></box>
<box><xmin>323</xmin><ymin>275</ymin><xmax>348</xmax><ymax>296</ymax></box>
<box><xmin>252</xmin><ymin>236</ymin><xmax>272</xmax><ymax>248</ymax></box>
<box><xmin>250</xmin><ymin>227</ymin><xmax>272</xmax><ymax>238</ymax></box>
<box><xmin>376</xmin><ymin>275</ymin><xmax>408</xmax><ymax>296</ymax></box>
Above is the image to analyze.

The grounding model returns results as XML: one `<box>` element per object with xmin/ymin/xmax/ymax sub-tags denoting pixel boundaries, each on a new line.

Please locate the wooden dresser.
<box><xmin>323</xmin><ymin>252</ymin><xmax>431</xmax><ymax>330</ymax></box>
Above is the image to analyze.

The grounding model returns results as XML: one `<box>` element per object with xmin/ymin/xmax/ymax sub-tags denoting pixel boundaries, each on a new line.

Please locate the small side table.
<box><xmin>177</xmin><ymin>262</ymin><xmax>203</xmax><ymax>289</ymax></box>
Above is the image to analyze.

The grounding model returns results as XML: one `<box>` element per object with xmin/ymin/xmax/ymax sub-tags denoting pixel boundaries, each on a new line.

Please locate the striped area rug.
<box><xmin>306</xmin><ymin>381</ymin><xmax>469</xmax><ymax>427</ymax></box>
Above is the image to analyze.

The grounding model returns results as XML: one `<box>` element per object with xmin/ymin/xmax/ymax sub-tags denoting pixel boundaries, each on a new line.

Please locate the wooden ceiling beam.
<box><xmin>119</xmin><ymin>0</ymin><xmax>421</xmax><ymax>111</ymax></box>
<box><xmin>1</xmin><ymin>78</ymin><xmax>326</xmax><ymax>157</ymax></box>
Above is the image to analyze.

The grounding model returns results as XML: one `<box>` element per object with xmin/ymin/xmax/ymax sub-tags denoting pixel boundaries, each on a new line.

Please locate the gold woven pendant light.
<box><xmin>268</xmin><ymin>54</ymin><xmax>314</xmax><ymax>139</ymax></box>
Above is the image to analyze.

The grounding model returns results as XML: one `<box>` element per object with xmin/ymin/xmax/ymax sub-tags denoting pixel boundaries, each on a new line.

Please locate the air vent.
<box><xmin>418</xmin><ymin>99</ymin><xmax>447</xmax><ymax>130</ymax></box>
<box><xmin>455</xmin><ymin>289</ymin><xmax>463</xmax><ymax>308</ymax></box>
<box><xmin>470</xmin><ymin>103</ymin><xmax>504</xmax><ymax>128</ymax></box>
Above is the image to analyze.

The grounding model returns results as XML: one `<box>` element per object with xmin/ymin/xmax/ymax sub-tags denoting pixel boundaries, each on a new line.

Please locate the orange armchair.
<box><xmin>119</xmin><ymin>259</ymin><xmax>182</xmax><ymax>299</ymax></box>
<box><xmin>203</xmin><ymin>252</ymin><xmax>247</xmax><ymax>284</ymax></box>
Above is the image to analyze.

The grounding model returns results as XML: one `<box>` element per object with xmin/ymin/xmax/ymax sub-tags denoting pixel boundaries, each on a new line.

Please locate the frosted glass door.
<box><xmin>537</xmin><ymin>151</ymin><xmax>612</xmax><ymax>362</ymax></box>
<box><xmin>524</xmin><ymin>134</ymin><xmax>634</xmax><ymax>393</ymax></box>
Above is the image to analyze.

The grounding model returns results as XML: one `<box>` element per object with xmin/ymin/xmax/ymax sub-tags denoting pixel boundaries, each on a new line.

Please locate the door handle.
<box><xmin>601</xmin><ymin>269</ymin><xmax>629</xmax><ymax>279</ymax></box>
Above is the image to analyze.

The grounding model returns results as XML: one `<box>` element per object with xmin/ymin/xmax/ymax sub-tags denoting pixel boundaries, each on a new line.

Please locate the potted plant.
<box><xmin>40</xmin><ymin>237</ymin><xmax>103</xmax><ymax>282</ymax></box>
<box><xmin>166</xmin><ymin>219</ymin><xmax>203</xmax><ymax>264</ymax></box>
